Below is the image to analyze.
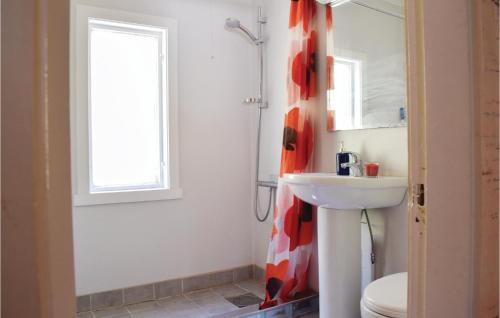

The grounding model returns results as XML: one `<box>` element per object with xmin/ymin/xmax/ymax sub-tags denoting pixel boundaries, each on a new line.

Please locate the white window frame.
<box><xmin>71</xmin><ymin>5</ymin><xmax>181</xmax><ymax>206</ymax></box>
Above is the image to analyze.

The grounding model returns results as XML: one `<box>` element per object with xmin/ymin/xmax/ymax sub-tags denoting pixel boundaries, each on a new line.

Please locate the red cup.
<box><xmin>364</xmin><ymin>162</ymin><xmax>379</xmax><ymax>177</ymax></box>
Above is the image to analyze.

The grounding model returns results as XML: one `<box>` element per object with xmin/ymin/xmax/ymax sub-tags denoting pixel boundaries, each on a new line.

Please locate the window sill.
<box><xmin>73</xmin><ymin>188</ymin><xmax>183</xmax><ymax>206</ymax></box>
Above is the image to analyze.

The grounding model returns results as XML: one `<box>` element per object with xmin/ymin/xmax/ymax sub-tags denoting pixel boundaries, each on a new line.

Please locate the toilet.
<box><xmin>360</xmin><ymin>272</ymin><xmax>407</xmax><ymax>318</ymax></box>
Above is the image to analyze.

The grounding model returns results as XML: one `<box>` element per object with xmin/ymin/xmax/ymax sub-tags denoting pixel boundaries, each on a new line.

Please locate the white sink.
<box><xmin>282</xmin><ymin>172</ymin><xmax>408</xmax><ymax>318</ymax></box>
<box><xmin>283</xmin><ymin>173</ymin><xmax>407</xmax><ymax>209</ymax></box>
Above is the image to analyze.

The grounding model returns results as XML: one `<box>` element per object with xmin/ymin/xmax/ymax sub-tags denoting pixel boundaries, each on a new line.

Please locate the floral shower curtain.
<box><xmin>262</xmin><ymin>0</ymin><xmax>318</xmax><ymax>308</ymax></box>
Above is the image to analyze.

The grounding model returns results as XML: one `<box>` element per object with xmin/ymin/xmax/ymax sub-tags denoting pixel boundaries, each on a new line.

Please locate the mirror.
<box><xmin>325</xmin><ymin>0</ymin><xmax>407</xmax><ymax>131</ymax></box>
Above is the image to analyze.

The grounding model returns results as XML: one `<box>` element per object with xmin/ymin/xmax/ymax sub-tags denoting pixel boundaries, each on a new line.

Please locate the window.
<box><xmin>72</xmin><ymin>6</ymin><xmax>181</xmax><ymax>206</ymax></box>
<box><xmin>328</xmin><ymin>56</ymin><xmax>362</xmax><ymax>130</ymax></box>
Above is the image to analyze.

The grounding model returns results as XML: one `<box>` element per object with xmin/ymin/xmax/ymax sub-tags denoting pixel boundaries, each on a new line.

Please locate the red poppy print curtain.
<box><xmin>326</xmin><ymin>4</ymin><xmax>336</xmax><ymax>131</ymax></box>
<box><xmin>261</xmin><ymin>0</ymin><xmax>318</xmax><ymax>308</ymax></box>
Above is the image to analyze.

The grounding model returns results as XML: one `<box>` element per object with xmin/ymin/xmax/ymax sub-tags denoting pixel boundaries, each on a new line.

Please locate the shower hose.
<box><xmin>255</xmin><ymin>185</ymin><xmax>275</xmax><ymax>222</ymax></box>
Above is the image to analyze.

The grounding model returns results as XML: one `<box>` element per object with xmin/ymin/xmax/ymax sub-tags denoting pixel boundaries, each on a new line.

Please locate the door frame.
<box><xmin>405</xmin><ymin>0</ymin><xmax>427</xmax><ymax>315</ymax></box>
<box><xmin>406</xmin><ymin>0</ymin><xmax>497</xmax><ymax>317</ymax></box>
<box><xmin>2</xmin><ymin>0</ymin><xmax>76</xmax><ymax>317</ymax></box>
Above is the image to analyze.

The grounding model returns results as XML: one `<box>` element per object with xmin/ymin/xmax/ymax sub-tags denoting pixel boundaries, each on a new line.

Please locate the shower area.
<box><xmin>225</xmin><ymin>9</ymin><xmax>278</xmax><ymax>224</ymax></box>
<box><xmin>71</xmin><ymin>0</ymin><xmax>314</xmax><ymax>317</ymax></box>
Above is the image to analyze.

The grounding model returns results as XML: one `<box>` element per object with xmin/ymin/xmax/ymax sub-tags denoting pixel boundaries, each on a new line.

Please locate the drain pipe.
<box><xmin>361</xmin><ymin>209</ymin><xmax>376</xmax><ymax>280</ymax></box>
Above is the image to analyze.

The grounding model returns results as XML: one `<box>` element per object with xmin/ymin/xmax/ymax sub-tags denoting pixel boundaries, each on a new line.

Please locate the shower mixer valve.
<box><xmin>244</xmin><ymin>97</ymin><xmax>261</xmax><ymax>104</ymax></box>
<box><xmin>244</xmin><ymin>97</ymin><xmax>268</xmax><ymax>108</ymax></box>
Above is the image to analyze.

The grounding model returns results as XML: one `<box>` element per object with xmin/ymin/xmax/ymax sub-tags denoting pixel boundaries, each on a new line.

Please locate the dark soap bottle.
<box><xmin>336</xmin><ymin>141</ymin><xmax>350</xmax><ymax>176</ymax></box>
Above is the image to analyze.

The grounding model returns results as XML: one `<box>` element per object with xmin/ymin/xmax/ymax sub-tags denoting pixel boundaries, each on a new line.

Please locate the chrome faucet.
<box><xmin>340</xmin><ymin>152</ymin><xmax>363</xmax><ymax>177</ymax></box>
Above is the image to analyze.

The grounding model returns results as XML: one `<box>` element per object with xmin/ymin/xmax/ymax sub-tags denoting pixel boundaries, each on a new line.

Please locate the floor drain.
<box><xmin>225</xmin><ymin>293</ymin><xmax>262</xmax><ymax>308</ymax></box>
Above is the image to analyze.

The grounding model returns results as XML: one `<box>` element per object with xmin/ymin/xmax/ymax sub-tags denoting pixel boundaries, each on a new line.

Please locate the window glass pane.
<box><xmin>332</xmin><ymin>61</ymin><xmax>353</xmax><ymax>130</ymax></box>
<box><xmin>329</xmin><ymin>57</ymin><xmax>361</xmax><ymax>130</ymax></box>
<box><xmin>89</xmin><ymin>22</ymin><xmax>164</xmax><ymax>191</ymax></box>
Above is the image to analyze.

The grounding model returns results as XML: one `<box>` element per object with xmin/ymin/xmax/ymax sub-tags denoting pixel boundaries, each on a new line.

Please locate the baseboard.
<box><xmin>77</xmin><ymin>265</ymin><xmax>261</xmax><ymax>313</ymax></box>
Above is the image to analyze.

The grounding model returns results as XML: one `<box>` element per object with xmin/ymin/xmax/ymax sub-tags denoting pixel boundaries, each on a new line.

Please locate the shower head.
<box><xmin>225</xmin><ymin>18</ymin><xmax>241</xmax><ymax>29</ymax></box>
<box><xmin>225</xmin><ymin>17</ymin><xmax>260</xmax><ymax>44</ymax></box>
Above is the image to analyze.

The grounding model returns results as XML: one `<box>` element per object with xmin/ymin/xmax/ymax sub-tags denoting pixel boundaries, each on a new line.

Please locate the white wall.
<box><xmin>72</xmin><ymin>0</ymin><xmax>409</xmax><ymax>296</ymax></box>
<box><xmin>72</xmin><ymin>0</ymin><xmax>257</xmax><ymax>295</ymax></box>
<box><xmin>253</xmin><ymin>1</ymin><xmax>409</xmax><ymax>287</ymax></box>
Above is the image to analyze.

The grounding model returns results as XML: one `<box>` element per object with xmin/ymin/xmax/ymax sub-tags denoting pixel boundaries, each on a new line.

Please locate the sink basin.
<box><xmin>283</xmin><ymin>173</ymin><xmax>407</xmax><ymax>209</ymax></box>
<box><xmin>283</xmin><ymin>173</ymin><xmax>408</xmax><ymax>317</ymax></box>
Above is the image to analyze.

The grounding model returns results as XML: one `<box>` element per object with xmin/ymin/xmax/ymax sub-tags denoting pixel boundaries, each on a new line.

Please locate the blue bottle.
<box><xmin>336</xmin><ymin>141</ymin><xmax>350</xmax><ymax>176</ymax></box>
<box><xmin>399</xmin><ymin>106</ymin><xmax>406</xmax><ymax>123</ymax></box>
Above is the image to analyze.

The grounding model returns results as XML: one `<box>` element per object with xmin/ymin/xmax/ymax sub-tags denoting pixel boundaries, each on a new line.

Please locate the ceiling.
<box><xmin>379</xmin><ymin>0</ymin><xmax>404</xmax><ymax>7</ymax></box>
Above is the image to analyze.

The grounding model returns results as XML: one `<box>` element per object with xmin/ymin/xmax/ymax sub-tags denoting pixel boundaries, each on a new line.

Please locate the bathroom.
<box><xmin>69</xmin><ymin>0</ymin><xmax>408</xmax><ymax>317</ymax></box>
<box><xmin>1</xmin><ymin>0</ymin><xmax>498</xmax><ymax>318</ymax></box>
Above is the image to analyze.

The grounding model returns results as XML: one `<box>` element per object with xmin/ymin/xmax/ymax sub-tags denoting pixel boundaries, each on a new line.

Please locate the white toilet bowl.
<box><xmin>360</xmin><ymin>272</ymin><xmax>407</xmax><ymax>318</ymax></box>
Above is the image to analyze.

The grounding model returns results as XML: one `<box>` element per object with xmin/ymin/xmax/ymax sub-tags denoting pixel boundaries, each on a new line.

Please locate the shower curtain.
<box><xmin>262</xmin><ymin>0</ymin><xmax>319</xmax><ymax>308</ymax></box>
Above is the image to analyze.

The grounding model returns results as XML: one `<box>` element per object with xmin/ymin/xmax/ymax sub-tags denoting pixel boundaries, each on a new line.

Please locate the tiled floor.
<box><xmin>298</xmin><ymin>313</ymin><xmax>319</xmax><ymax>318</ymax></box>
<box><xmin>78</xmin><ymin>280</ymin><xmax>266</xmax><ymax>318</ymax></box>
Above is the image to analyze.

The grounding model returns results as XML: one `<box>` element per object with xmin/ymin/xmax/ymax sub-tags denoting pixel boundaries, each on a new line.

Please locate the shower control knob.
<box><xmin>244</xmin><ymin>97</ymin><xmax>261</xmax><ymax>104</ymax></box>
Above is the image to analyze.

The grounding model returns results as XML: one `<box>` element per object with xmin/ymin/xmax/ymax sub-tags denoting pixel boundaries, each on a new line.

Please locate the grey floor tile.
<box><xmin>201</xmin><ymin>304</ymin><xmax>238</xmax><ymax>316</ymax></box>
<box><xmin>233</xmin><ymin>266</ymin><xmax>253</xmax><ymax>282</ymax></box>
<box><xmin>91</xmin><ymin>290</ymin><xmax>124</xmax><ymax>311</ymax></box>
<box><xmin>186</xmin><ymin>291</ymin><xmax>238</xmax><ymax>316</ymax></box>
<box><xmin>182</xmin><ymin>275</ymin><xmax>213</xmax><ymax>293</ymax></box>
<box><xmin>93</xmin><ymin>307</ymin><xmax>131</xmax><ymax>318</ymax></box>
<box><xmin>155</xmin><ymin>279</ymin><xmax>182</xmax><ymax>299</ymax></box>
<box><xmin>165</xmin><ymin>310</ymin><xmax>206</xmax><ymax>318</ymax></box>
<box><xmin>129</xmin><ymin>307</ymin><xmax>167</xmax><ymax>318</ymax></box>
<box><xmin>77</xmin><ymin>312</ymin><xmax>95</xmax><ymax>318</ymax></box>
<box><xmin>126</xmin><ymin>301</ymin><xmax>162</xmax><ymax>313</ymax></box>
<box><xmin>124</xmin><ymin>284</ymin><xmax>154</xmax><ymax>305</ymax></box>
<box><xmin>235</xmin><ymin>280</ymin><xmax>266</xmax><ymax>300</ymax></box>
<box><xmin>77</xmin><ymin>295</ymin><xmax>92</xmax><ymax>313</ymax></box>
<box><xmin>212</xmin><ymin>284</ymin><xmax>248</xmax><ymax>298</ymax></box>
<box><xmin>192</xmin><ymin>297</ymin><xmax>235</xmax><ymax>310</ymax></box>
<box><xmin>158</xmin><ymin>295</ymin><xmax>205</xmax><ymax>318</ymax></box>
<box><xmin>185</xmin><ymin>289</ymin><xmax>220</xmax><ymax>301</ymax></box>
<box><xmin>157</xmin><ymin>295</ymin><xmax>196</xmax><ymax>307</ymax></box>
<box><xmin>183</xmin><ymin>271</ymin><xmax>233</xmax><ymax>293</ymax></box>
<box><xmin>210</xmin><ymin>271</ymin><xmax>234</xmax><ymax>288</ymax></box>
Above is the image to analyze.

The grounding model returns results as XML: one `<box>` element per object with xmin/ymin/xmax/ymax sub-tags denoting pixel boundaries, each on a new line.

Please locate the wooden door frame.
<box><xmin>405</xmin><ymin>0</ymin><xmax>427</xmax><ymax>316</ymax></box>
<box><xmin>407</xmin><ymin>0</ymin><xmax>476</xmax><ymax>316</ymax></box>
<box><xmin>406</xmin><ymin>0</ymin><xmax>498</xmax><ymax>317</ymax></box>
<box><xmin>2</xmin><ymin>0</ymin><xmax>76</xmax><ymax>317</ymax></box>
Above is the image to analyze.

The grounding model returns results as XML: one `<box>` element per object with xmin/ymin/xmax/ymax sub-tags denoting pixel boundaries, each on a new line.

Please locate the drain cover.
<box><xmin>225</xmin><ymin>293</ymin><xmax>262</xmax><ymax>308</ymax></box>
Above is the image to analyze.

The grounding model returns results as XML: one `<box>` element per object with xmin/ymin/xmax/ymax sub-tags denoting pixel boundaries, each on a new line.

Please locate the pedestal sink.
<box><xmin>283</xmin><ymin>173</ymin><xmax>407</xmax><ymax>318</ymax></box>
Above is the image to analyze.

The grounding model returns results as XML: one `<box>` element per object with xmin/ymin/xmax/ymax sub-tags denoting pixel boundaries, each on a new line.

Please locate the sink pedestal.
<box><xmin>318</xmin><ymin>207</ymin><xmax>361</xmax><ymax>318</ymax></box>
<box><xmin>283</xmin><ymin>173</ymin><xmax>407</xmax><ymax>317</ymax></box>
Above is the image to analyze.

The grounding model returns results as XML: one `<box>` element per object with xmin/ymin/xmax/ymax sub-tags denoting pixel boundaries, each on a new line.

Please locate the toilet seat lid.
<box><xmin>363</xmin><ymin>272</ymin><xmax>407</xmax><ymax>318</ymax></box>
